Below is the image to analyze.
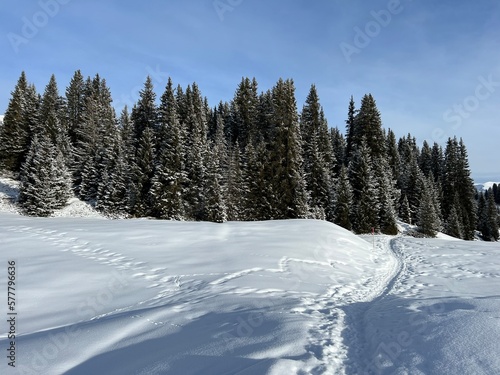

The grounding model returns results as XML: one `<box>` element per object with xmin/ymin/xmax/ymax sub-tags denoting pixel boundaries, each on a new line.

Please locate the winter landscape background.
<box><xmin>1</xmin><ymin>0</ymin><xmax>500</xmax><ymax>374</ymax></box>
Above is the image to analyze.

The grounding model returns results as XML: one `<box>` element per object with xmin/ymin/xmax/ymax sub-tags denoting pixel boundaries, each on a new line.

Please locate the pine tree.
<box><xmin>301</xmin><ymin>85</ymin><xmax>335</xmax><ymax>220</ymax></box>
<box><xmin>18</xmin><ymin>133</ymin><xmax>71</xmax><ymax>216</ymax></box>
<box><xmin>398</xmin><ymin>135</ymin><xmax>422</xmax><ymax>223</ymax></box>
<box><xmin>399</xmin><ymin>194</ymin><xmax>411</xmax><ymax>224</ymax></box>
<box><xmin>386</xmin><ymin>128</ymin><xmax>401</xmax><ymax>183</ymax></box>
<box><xmin>131</xmin><ymin>76</ymin><xmax>157</xmax><ymax>145</ymax></box>
<box><xmin>183</xmin><ymin>83</ymin><xmax>210</xmax><ymax>220</ymax></box>
<box><xmin>129</xmin><ymin>127</ymin><xmax>156</xmax><ymax>217</ymax></box>
<box><xmin>330</xmin><ymin>127</ymin><xmax>346</xmax><ymax>175</ymax></box>
<box><xmin>493</xmin><ymin>183</ymin><xmax>500</xmax><ymax>205</ymax></box>
<box><xmin>445</xmin><ymin>203</ymin><xmax>464</xmax><ymax>239</ymax></box>
<box><xmin>349</xmin><ymin>138</ymin><xmax>379</xmax><ymax>233</ymax></box>
<box><xmin>78</xmin><ymin>77</ymin><xmax>118</xmax><ymax>202</ymax></box>
<box><xmin>244</xmin><ymin>140</ymin><xmax>274</xmax><ymax>220</ymax></box>
<box><xmin>66</xmin><ymin>70</ymin><xmax>86</xmax><ymax>161</ymax></box>
<box><xmin>344</xmin><ymin>95</ymin><xmax>357</xmax><ymax>162</ymax></box>
<box><xmin>419</xmin><ymin>140</ymin><xmax>433</xmax><ymax>178</ymax></box>
<box><xmin>479</xmin><ymin>190</ymin><xmax>500</xmax><ymax>241</ymax></box>
<box><xmin>334</xmin><ymin>165</ymin><xmax>353</xmax><ymax>230</ymax></box>
<box><xmin>375</xmin><ymin>158</ymin><xmax>399</xmax><ymax>235</ymax></box>
<box><xmin>417</xmin><ymin>177</ymin><xmax>441</xmax><ymax>237</ymax></box>
<box><xmin>95</xmin><ymin>133</ymin><xmax>128</xmax><ymax>216</ymax></box>
<box><xmin>225</xmin><ymin>142</ymin><xmax>246</xmax><ymax>221</ymax></box>
<box><xmin>430</xmin><ymin>142</ymin><xmax>445</xmax><ymax>183</ymax></box>
<box><xmin>150</xmin><ymin>78</ymin><xmax>187</xmax><ymax>220</ymax></box>
<box><xmin>228</xmin><ymin>77</ymin><xmax>259</xmax><ymax>147</ymax></box>
<box><xmin>0</xmin><ymin>72</ymin><xmax>36</xmax><ymax>172</ymax></box>
<box><xmin>354</xmin><ymin>94</ymin><xmax>386</xmax><ymax>160</ymax></box>
<box><xmin>205</xmin><ymin>112</ymin><xmax>228</xmax><ymax>223</ymax></box>
<box><xmin>269</xmin><ymin>79</ymin><xmax>309</xmax><ymax>219</ymax></box>
<box><xmin>39</xmin><ymin>75</ymin><xmax>70</xmax><ymax>159</ymax></box>
<box><xmin>442</xmin><ymin>137</ymin><xmax>477</xmax><ymax>240</ymax></box>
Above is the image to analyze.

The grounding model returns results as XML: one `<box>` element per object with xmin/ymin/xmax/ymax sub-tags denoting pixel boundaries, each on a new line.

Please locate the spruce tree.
<box><xmin>301</xmin><ymin>85</ymin><xmax>335</xmax><ymax>220</ymax></box>
<box><xmin>150</xmin><ymin>78</ymin><xmax>187</xmax><ymax>220</ymax></box>
<box><xmin>205</xmin><ymin>112</ymin><xmax>228</xmax><ymax>223</ymax></box>
<box><xmin>386</xmin><ymin>128</ymin><xmax>401</xmax><ymax>183</ymax></box>
<box><xmin>445</xmin><ymin>203</ymin><xmax>464</xmax><ymax>239</ymax></box>
<box><xmin>0</xmin><ymin>72</ymin><xmax>36</xmax><ymax>172</ymax></box>
<box><xmin>417</xmin><ymin>177</ymin><xmax>441</xmax><ymax>237</ymax></box>
<box><xmin>399</xmin><ymin>194</ymin><xmax>411</xmax><ymax>224</ymax></box>
<box><xmin>225</xmin><ymin>142</ymin><xmax>246</xmax><ymax>221</ymax></box>
<box><xmin>374</xmin><ymin>158</ymin><xmax>399</xmax><ymax>235</ymax></box>
<box><xmin>129</xmin><ymin>127</ymin><xmax>156</xmax><ymax>217</ymax></box>
<box><xmin>344</xmin><ymin>95</ymin><xmax>357</xmax><ymax>162</ymax></box>
<box><xmin>39</xmin><ymin>75</ymin><xmax>70</xmax><ymax>159</ymax></box>
<box><xmin>330</xmin><ymin>127</ymin><xmax>346</xmax><ymax>175</ymax></box>
<box><xmin>354</xmin><ymin>94</ymin><xmax>386</xmax><ymax>160</ymax></box>
<box><xmin>480</xmin><ymin>190</ymin><xmax>500</xmax><ymax>241</ymax></box>
<box><xmin>348</xmin><ymin>138</ymin><xmax>379</xmax><ymax>233</ymax></box>
<box><xmin>131</xmin><ymin>76</ymin><xmax>157</xmax><ymax>144</ymax></box>
<box><xmin>442</xmin><ymin>137</ymin><xmax>477</xmax><ymax>240</ymax></box>
<box><xmin>269</xmin><ymin>78</ymin><xmax>309</xmax><ymax>219</ymax></box>
<box><xmin>66</xmin><ymin>70</ymin><xmax>86</xmax><ymax>160</ymax></box>
<box><xmin>228</xmin><ymin>77</ymin><xmax>259</xmax><ymax>147</ymax></box>
<box><xmin>419</xmin><ymin>140</ymin><xmax>433</xmax><ymax>178</ymax></box>
<box><xmin>334</xmin><ymin>165</ymin><xmax>353</xmax><ymax>230</ymax></box>
<box><xmin>18</xmin><ymin>132</ymin><xmax>71</xmax><ymax>216</ymax></box>
<box><xmin>183</xmin><ymin>83</ymin><xmax>210</xmax><ymax>220</ymax></box>
<box><xmin>244</xmin><ymin>140</ymin><xmax>274</xmax><ymax>220</ymax></box>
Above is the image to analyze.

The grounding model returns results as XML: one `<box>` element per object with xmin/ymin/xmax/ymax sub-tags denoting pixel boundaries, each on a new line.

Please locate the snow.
<box><xmin>0</xmin><ymin>214</ymin><xmax>394</xmax><ymax>374</ymax></box>
<box><xmin>474</xmin><ymin>181</ymin><xmax>500</xmax><ymax>192</ymax></box>
<box><xmin>0</xmin><ymin>176</ymin><xmax>19</xmax><ymax>214</ymax></box>
<box><xmin>1</xmin><ymin>206</ymin><xmax>499</xmax><ymax>373</ymax></box>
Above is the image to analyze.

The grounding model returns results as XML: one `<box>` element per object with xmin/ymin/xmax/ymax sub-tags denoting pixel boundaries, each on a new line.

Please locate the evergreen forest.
<box><xmin>0</xmin><ymin>71</ymin><xmax>498</xmax><ymax>240</ymax></box>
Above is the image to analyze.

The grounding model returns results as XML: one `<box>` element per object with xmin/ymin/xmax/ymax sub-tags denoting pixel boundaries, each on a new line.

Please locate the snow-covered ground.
<box><xmin>1</xmin><ymin>179</ymin><xmax>500</xmax><ymax>374</ymax></box>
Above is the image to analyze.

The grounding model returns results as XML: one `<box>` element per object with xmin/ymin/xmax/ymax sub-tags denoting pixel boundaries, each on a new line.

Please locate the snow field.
<box><xmin>0</xmin><ymin>214</ymin><xmax>392</xmax><ymax>374</ymax></box>
<box><xmin>1</xmin><ymin>200</ymin><xmax>500</xmax><ymax>374</ymax></box>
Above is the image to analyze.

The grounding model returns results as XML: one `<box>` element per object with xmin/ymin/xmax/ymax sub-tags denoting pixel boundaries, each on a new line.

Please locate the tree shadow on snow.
<box><xmin>340</xmin><ymin>295</ymin><xmax>500</xmax><ymax>375</ymax></box>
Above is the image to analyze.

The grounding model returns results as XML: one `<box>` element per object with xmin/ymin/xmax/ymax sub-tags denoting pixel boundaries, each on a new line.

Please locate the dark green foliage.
<box><xmin>150</xmin><ymin>78</ymin><xmax>187</xmax><ymax>220</ymax></box>
<box><xmin>349</xmin><ymin>138</ymin><xmax>379</xmax><ymax>233</ymax></box>
<box><xmin>18</xmin><ymin>133</ymin><xmax>71</xmax><ymax>216</ymax></box>
<box><xmin>399</xmin><ymin>194</ymin><xmax>411</xmax><ymax>224</ymax></box>
<box><xmin>1</xmin><ymin>72</ymin><xmax>482</xmax><ymax>238</ymax></box>
<box><xmin>268</xmin><ymin>79</ymin><xmax>309</xmax><ymax>219</ymax></box>
<box><xmin>353</xmin><ymin>94</ymin><xmax>386</xmax><ymax>160</ymax></box>
<box><xmin>442</xmin><ymin>138</ymin><xmax>477</xmax><ymax>240</ymax></box>
<box><xmin>0</xmin><ymin>72</ymin><xmax>38</xmax><ymax>173</ymax></box>
<box><xmin>386</xmin><ymin>129</ymin><xmax>401</xmax><ymax>183</ymax></box>
<box><xmin>478</xmin><ymin>190</ymin><xmax>499</xmax><ymax>241</ymax></box>
<box><xmin>417</xmin><ymin>177</ymin><xmax>441</xmax><ymax>237</ymax></box>
<box><xmin>334</xmin><ymin>165</ymin><xmax>352</xmax><ymax>230</ymax></box>
<box><xmin>301</xmin><ymin>85</ymin><xmax>335</xmax><ymax>220</ymax></box>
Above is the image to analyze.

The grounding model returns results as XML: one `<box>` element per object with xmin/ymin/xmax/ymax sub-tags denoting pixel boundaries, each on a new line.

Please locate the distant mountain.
<box><xmin>0</xmin><ymin>114</ymin><xmax>4</xmax><ymax>124</ymax></box>
<box><xmin>474</xmin><ymin>181</ymin><xmax>500</xmax><ymax>192</ymax></box>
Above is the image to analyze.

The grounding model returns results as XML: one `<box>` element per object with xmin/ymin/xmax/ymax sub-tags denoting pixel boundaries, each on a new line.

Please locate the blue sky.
<box><xmin>1</xmin><ymin>0</ymin><xmax>499</xmax><ymax>180</ymax></box>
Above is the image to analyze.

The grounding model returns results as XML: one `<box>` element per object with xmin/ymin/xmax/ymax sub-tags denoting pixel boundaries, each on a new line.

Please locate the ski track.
<box><xmin>296</xmin><ymin>235</ymin><xmax>404</xmax><ymax>375</ymax></box>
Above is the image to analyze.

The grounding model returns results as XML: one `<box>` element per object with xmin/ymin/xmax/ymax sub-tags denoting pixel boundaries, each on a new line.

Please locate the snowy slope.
<box><xmin>0</xmin><ymin>213</ymin><xmax>395</xmax><ymax>375</ymax></box>
<box><xmin>2</xmin><ymin>207</ymin><xmax>500</xmax><ymax>374</ymax></box>
<box><xmin>358</xmin><ymin>235</ymin><xmax>500</xmax><ymax>374</ymax></box>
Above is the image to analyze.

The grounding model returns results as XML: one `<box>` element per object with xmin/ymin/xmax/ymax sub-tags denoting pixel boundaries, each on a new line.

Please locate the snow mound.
<box><xmin>0</xmin><ymin>176</ymin><xmax>20</xmax><ymax>214</ymax></box>
<box><xmin>51</xmin><ymin>198</ymin><xmax>105</xmax><ymax>219</ymax></box>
